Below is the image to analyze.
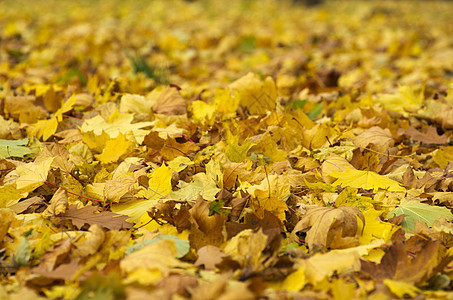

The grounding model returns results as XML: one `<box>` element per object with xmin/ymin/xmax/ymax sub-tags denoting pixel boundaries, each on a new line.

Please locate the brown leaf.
<box><xmin>230</xmin><ymin>195</ymin><xmax>249</xmax><ymax>222</ymax></box>
<box><xmin>195</xmin><ymin>245</ymin><xmax>229</xmax><ymax>270</ymax></box>
<box><xmin>226</xmin><ymin>210</ymin><xmax>282</xmax><ymax>243</ymax></box>
<box><xmin>316</xmin><ymin>68</ymin><xmax>341</xmax><ymax>87</ymax></box>
<box><xmin>352</xmin><ymin>126</ymin><xmax>394</xmax><ymax>153</ymax></box>
<box><xmin>361</xmin><ymin>239</ymin><xmax>453</xmax><ymax>284</ymax></box>
<box><xmin>402</xmin><ymin>166</ymin><xmax>417</xmax><ymax>189</ymax></box>
<box><xmin>157</xmin><ymin>274</ymin><xmax>198</xmax><ymax>298</ymax></box>
<box><xmin>143</xmin><ymin>131</ymin><xmax>165</xmax><ymax>151</ymax></box>
<box><xmin>36</xmin><ymin>238</ymin><xmax>73</xmax><ymax>272</ymax></box>
<box><xmin>147</xmin><ymin>201</ymin><xmax>193</xmax><ymax>232</ymax></box>
<box><xmin>290</xmin><ymin>206</ymin><xmax>364</xmax><ymax>251</ymax></box>
<box><xmin>32</xmin><ymin>261</ymin><xmax>79</xmax><ymax>281</ymax></box>
<box><xmin>62</xmin><ymin>205</ymin><xmax>133</xmax><ymax>230</ymax></box>
<box><xmin>402</xmin><ymin>126</ymin><xmax>448</xmax><ymax>145</ymax></box>
<box><xmin>152</xmin><ymin>86</ymin><xmax>187</xmax><ymax>115</ymax></box>
<box><xmin>189</xmin><ymin>198</ymin><xmax>227</xmax><ymax>250</ymax></box>
<box><xmin>0</xmin><ymin>208</ymin><xmax>15</xmax><ymax>243</ymax></box>
<box><xmin>433</xmin><ymin>104</ymin><xmax>453</xmax><ymax>129</ymax></box>
<box><xmin>160</xmin><ymin>137</ymin><xmax>200</xmax><ymax>161</ymax></box>
<box><xmin>9</xmin><ymin>196</ymin><xmax>44</xmax><ymax>214</ymax></box>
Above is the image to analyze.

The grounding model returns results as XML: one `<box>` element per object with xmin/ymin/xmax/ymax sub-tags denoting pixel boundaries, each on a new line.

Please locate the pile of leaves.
<box><xmin>1</xmin><ymin>0</ymin><xmax>453</xmax><ymax>298</ymax></box>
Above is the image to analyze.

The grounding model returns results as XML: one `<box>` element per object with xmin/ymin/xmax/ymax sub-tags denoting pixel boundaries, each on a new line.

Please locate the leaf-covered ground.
<box><xmin>1</xmin><ymin>0</ymin><xmax>453</xmax><ymax>298</ymax></box>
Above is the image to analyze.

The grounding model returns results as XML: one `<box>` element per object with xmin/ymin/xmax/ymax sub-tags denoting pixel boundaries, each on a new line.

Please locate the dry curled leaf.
<box><xmin>290</xmin><ymin>206</ymin><xmax>365</xmax><ymax>251</ymax></box>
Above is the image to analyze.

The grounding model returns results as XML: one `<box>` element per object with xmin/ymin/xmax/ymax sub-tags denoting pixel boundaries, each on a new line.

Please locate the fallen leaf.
<box><xmin>62</xmin><ymin>205</ymin><xmax>133</xmax><ymax>230</ymax></box>
<box><xmin>0</xmin><ymin>138</ymin><xmax>33</xmax><ymax>159</ymax></box>
<box><xmin>386</xmin><ymin>199</ymin><xmax>453</xmax><ymax>231</ymax></box>
<box><xmin>195</xmin><ymin>245</ymin><xmax>229</xmax><ymax>270</ymax></box>
<box><xmin>329</xmin><ymin>168</ymin><xmax>405</xmax><ymax>192</ymax></box>
<box><xmin>352</xmin><ymin>126</ymin><xmax>394</xmax><ymax>153</ymax></box>
<box><xmin>13</xmin><ymin>157</ymin><xmax>54</xmax><ymax>191</ymax></box>
<box><xmin>401</xmin><ymin>126</ymin><xmax>448</xmax><ymax>145</ymax></box>
<box><xmin>153</xmin><ymin>86</ymin><xmax>187</xmax><ymax>115</ymax></box>
<box><xmin>290</xmin><ymin>206</ymin><xmax>365</xmax><ymax>251</ymax></box>
<box><xmin>361</xmin><ymin>239</ymin><xmax>453</xmax><ymax>284</ymax></box>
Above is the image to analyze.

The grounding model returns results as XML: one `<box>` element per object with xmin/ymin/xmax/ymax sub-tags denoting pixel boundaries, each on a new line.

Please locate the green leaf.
<box><xmin>125</xmin><ymin>235</ymin><xmax>189</xmax><ymax>258</ymax></box>
<box><xmin>286</xmin><ymin>100</ymin><xmax>307</xmax><ymax>110</ymax></box>
<box><xmin>307</xmin><ymin>103</ymin><xmax>323</xmax><ymax>120</ymax></box>
<box><xmin>387</xmin><ymin>200</ymin><xmax>453</xmax><ymax>231</ymax></box>
<box><xmin>0</xmin><ymin>138</ymin><xmax>33</xmax><ymax>159</ymax></box>
<box><xmin>209</xmin><ymin>199</ymin><xmax>229</xmax><ymax>216</ymax></box>
<box><xmin>15</xmin><ymin>237</ymin><xmax>31</xmax><ymax>266</ymax></box>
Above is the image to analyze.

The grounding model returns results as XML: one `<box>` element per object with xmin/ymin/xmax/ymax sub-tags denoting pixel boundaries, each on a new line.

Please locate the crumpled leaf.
<box><xmin>223</xmin><ymin>229</ymin><xmax>267</xmax><ymax>270</ymax></box>
<box><xmin>42</xmin><ymin>188</ymin><xmax>68</xmax><ymax>218</ymax></box>
<box><xmin>360</xmin><ymin>238</ymin><xmax>453</xmax><ymax>285</ymax></box>
<box><xmin>290</xmin><ymin>206</ymin><xmax>365</xmax><ymax>251</ymax></box>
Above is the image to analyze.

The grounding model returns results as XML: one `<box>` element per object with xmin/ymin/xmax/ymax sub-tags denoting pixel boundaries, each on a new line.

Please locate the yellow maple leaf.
<box><xmin>95</xmin><ymin>133</ymin><xmax>132</xmax><ymax>164</ymax></box>
<box><xmin>383</xmin><ymin>279</ymin><xmax>420</xmax><ymax>298</ymax></box>
<box><xmin>286</xmin><ymin>251</ymin><xmax>361</xmax><ymax>288</ymax></box>
<box><xmin>302</xmin><ymin>123</ymin><xmax>339</xmax><ymax>150</ymax></box>
<box><xmin>31</xmin><ymin>94</ymin><xmax>76</xmax><ymax>141</ymax></box>
<box><xmin>120</xmin><ymin>238</ymin><xmax>192</xmax><ymax>285</ymax></box>
<box><xmin>223</xmin><ymin>229</ymin><xmax>268</xmax><ymax>271</ymax></box>
<box><xmin>81</xmin><ymin>130</ymin><xmax>110</xmax><ymax>153</ymax></box>
<box><xmin>167</xmin><ymin>156</ymin><xmax>194</xmax><ymax>173</ymax></box>
<box><xmin>229</xmin><ymin>72</ymin><xmax>277</xmax><ymax>115</ymax></box>
<box><xmin>112</xmin><ymin>164</ymin><xmax>173</xmax><ymax>223</ymax></box>
<box><xmin>169</xmin><ymin>173</ymin><xmax>220</xmax><ymax>202</ymax></box>
<box><xmin>13</xmin><ymin>157</ymin><xmax>54</xmax><ymax>191</ymax></box>
<box><xmin>376</xmin><ymin>85</ymin><xmax>424</xmax><ymax>115</ymax></box>
<box><xmin>191</xmin><ymin>89</ymin><xmax>241</xmax><ymax>126</ymax></box>
<box><xmin>225</xmin><ymin>134</ymin><xmax>255</xmax><ymax>163</ymax></box>
<box><xmin>252</xmin><ymin>190</ymin><xmax>288</xmax><ymax>221</ymax></box>
<box><xmin>191</xmin><ymin>100</ymin><xmax>217</xmax><ymax>126</ymax></box>
<box><xmin>329</xmin><ymin>169</ymin><xmax>405</xmax><ymax>192</ymax></box>
<box><xmin>138</xmin><ymin>164</ymin><xmax>173</xmax><ymax>200</ymax></box>
<box><xmin>80</xmin><ymin>110</ymin><xmax>153</xmax><ymax>144</ymax></box>
<box><xmin>0</xmin><ymin>185</ymin><xmax>28</xmax><ymax>208</ymax></box>
<box><xmin>360</xmin><ymin>209</ymin><xmax>398</xmax><ymax>245</ymax></box>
